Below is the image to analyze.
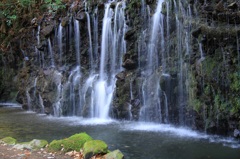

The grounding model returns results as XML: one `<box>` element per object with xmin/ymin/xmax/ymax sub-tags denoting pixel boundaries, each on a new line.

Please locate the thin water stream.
<box><xmin>0</xmin><ymin>106</ymin><xmax>239</xmax><ymax>159</ymax></box>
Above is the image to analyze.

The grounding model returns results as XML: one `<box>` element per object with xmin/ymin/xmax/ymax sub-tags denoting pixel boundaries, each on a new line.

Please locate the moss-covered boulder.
<box><xmin>48</xmin><ymin>132</ymin><xmax>93</xmax><ymax>152</ymax></box>
<box><xmin>104</xmin><ymin>149</ymin><xmax>124</xmax><ymax>159</ymax></box>
<box><xmin>48</xmin><ymin>139</ymin><xmax>64</xmax><ymax>152</ymax></box>
<box><xmin>83</xmin><ymin>140</ymin><xmax>108</xmax><ymax>159</ymax></box>
<box><xmin>1</xmin><ymin>137</ymin><xmax>17</xmax><ymax>145</ymax></box>
<box><xmin>13</xmin><ymin>139</ymin><xmax>48</xmax><ymax>150</ymax></box>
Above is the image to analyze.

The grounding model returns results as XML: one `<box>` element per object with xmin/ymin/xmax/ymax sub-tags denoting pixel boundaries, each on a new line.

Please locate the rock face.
<box><xmin>0</xmin><ymin>0</ymin><xmax>239</xmax><ymax>137</ymax></box>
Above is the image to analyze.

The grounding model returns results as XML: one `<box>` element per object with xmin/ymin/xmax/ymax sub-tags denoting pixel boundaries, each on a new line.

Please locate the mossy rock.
<box><xmin>48</xmin><ymin>132</ymin><xmax>93</xmax><ymax>152</ymax></box>
<box><xmin>48</xmin><ymin>139</ymin><xmax>64</xmax><ymax>152</ymax></box>
<box><xmin>83</xmin><ymin>140</ymin><xmax>108</xmax><ymax>159</ymax></box>
<box><xmin>1</xmin><ymin>137</ymin><xmax>17</xmax><ymax>145</ymax></box>
<box><xmin>104</xmin><ymin>149</ymin><xmax>124</xmax><ymax>159</ymax></box>
<box><xmin>30</xmin><ymin>139</ymin><xmax>48</xmax><ymax>149</ymax></box>
<box><xmin>13</xmin><ymin>139</ymin><xmax>48</xmax><ymax>150</ymax></box>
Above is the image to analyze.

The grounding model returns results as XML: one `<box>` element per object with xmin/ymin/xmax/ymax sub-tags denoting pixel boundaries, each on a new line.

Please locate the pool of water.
<box><xmin>0</xmin><ymin>106</ymin><xmax>239</xmax><ymax>159</ymax></box>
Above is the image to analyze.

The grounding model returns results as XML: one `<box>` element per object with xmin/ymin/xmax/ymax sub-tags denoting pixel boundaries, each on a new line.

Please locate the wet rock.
<box><xmin>116</xmin><ymin>72</ymin><xmax>126</xmax><ymax>80</ymax></box>
<box><xmin>104</xmin><ymin>149</ymin><xmax>124</xmax><ymax>159</ymax></box>
<box><xmin>203</xmin><ymin>5</ymin><xmax>214</xmax><ymax>12</ymax></box>
<box><xmin>233</xmin><ymin>129</ymin><xmax>240</xmax><ymax>138</ymax></box>
<box><xmin>110</xmin><ymin>1</ymin><xmax>117</xmax><ymax>9</ymax></box>
<box><xmin>41</xmin><ymin>24</ymin><xmax>54</xmax><ymax>37</ymax></box>
<box><xmin>122</xmin><ymin>59</ymin><xmax>137</xmax><ymax>70</ymax></box>
<box><xmin>146</xmin><ymin>0</ymin><xmax>154</xmax><ymax>5</ymax></box>
<box><xmin>76</xmin><ymin>12</ymin><xmax>86</xmax><ymax>21</ymax></box>
<box><xmin>124</xmin><ymin>29</ymin><xmax>135</xmax><ymax>40</ymax></box>
<box><xmin>37</xmin><ymin>41</ymin><xmax>47</xmax><ymax>51</ymax></box>
<box><xmin>61</xmin><ymin>17</ymin><xmax>69</xmax><ymax>27</ymax></box>
<box><xmin>192</xmin><ymin>27</ymin><xmax>202</xmax><ymax>38</ymax></box>
<box><xmin>228</xmin><ymin>2</ymin><xmax>238</xmax><ymax>10</ymax></box>
<box><xmin>31</xmin><ymin>18</ymin><xmax>37</xmax><ymax>26</ymax></box>
<box><xmin>215</xmin><ymin>1</ymin><xmax>225</xmax><ymax>12</ymax></box>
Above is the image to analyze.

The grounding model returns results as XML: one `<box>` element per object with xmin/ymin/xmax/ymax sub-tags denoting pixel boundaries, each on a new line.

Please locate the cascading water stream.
<box><xmin>85</xmin><ymin>12</ymin><xmax>94</xmax><ymax>71</ymax></box>
<box><xmin>58</xmin><ymin>23</ymin><xmax>63</xmax><ymax>66</ymax></box>
<box><xmin>57</xmin><ymin>1</ymin><xmax>127</xmax><ymax>119</ymax></box>
<box><xmin>47</xmin><ymin>38</ymin><xmax>55</xmax><ymax>67</ymax></box>
<box><xmin>93</xmin><ymin>8</ymin><xmax>99</xmax><ymax>70</ymax></box>
<box><xmin>74</xmin><ymin>19</ymin><xmax>81</xmax><ymax>67</ymax></box>
<box><xmin>139</xmin><ymin>0</ymin><xmax>165</xmax><ymax>123</ymax></box>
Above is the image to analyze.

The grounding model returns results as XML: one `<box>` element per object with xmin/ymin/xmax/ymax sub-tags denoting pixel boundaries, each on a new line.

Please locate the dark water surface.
<box><xmin>0</xmin><ymin>106</ymin><xmax>240</xmax><ymax>159</ymax></box>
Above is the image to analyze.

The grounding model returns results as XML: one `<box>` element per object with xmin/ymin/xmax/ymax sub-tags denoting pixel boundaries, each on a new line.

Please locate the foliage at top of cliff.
<box><xmin>0</xmin><ymin>0</ymin><xmax>66</xmax><ymax>51</ymax></box>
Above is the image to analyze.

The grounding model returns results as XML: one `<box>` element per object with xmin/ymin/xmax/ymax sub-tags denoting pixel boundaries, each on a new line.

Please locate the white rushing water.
<box><xmin>139</xmin><ymin>0</ymin><xmax>166</xmax><ymax>123</ymax></box>
<box><xmin>47</xmin><ymin>38</ymin><xmax>55</xmax><ymax>67</ymax></box>
<box><xmin>58</xmin><ymin>1</ymin><xmax>127</xmax><ymax>119</ymax></box>
<box><xmin>74</xmin><ymin>19</ymin><xmax>81</xmax><ymax>66</ymax></box>
<box><xmin>58</xmin><ymin>23</ymin><xmax>63</xmax><ymax>66</ymax></box>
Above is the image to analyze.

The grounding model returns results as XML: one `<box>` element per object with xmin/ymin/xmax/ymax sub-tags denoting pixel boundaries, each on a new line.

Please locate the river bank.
<box><xmin>0</xmin><ymin>142</ymin><xmax>72</xmax><ymax>159</ymax></box>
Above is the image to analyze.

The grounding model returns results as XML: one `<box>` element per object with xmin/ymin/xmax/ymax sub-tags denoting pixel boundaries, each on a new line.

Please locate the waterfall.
<box><xmin>93</xmin><ymin>8</ymin><xmax>99</xmax><ymax>70</ymax></box>
<box><xmin>38</xmin><ymin>94</ymin><xmax>45</xmax><ymax>114</ymax></box>
<box><xmin>52</xmin><ymin>71</ymin><xmax>63</xmax><ymax>117</ymax></box>
<box><xmin>139</xmin><ymin>0</ymin><xmax>165</xmax><ymax>123</ymax></box>
<box><xmin>93</xmin><ymin>2</ymin><xmax>127</xmax><ymax>119</ymax></box>
<box><xmin>33</xmin><ymin>77</ymin><xmax>38</xmax><ymax>98</ymax></box>
<box><xmin>35</xmin><ymin>25</ymin><xmax>42</xmax><ymax>67</ymax></box>
<box><xmin>85</xmin><ymin>12</ymin><xmax>94</xmax><ymax>71</ymax></box>
<box><xmin>74</xmin><ymin>19</ymin><xmax>81</xmax><ymax>67</ymax></box>
<box><xmin>147</xmin><ymin>0</ymin><xmax>164</xmax><ymax>74</ymax></box>
<box><xmin>99</xmin><ymin>3</ymin><xmax>113</xmax><ymax>80</ymax></box>
<box><xmin>58</xmin><ymin>23</ymin><xmax>63</xmax><ymax>66</ymax></box>
<box><xmin>26</xmin><ymin>90</ymin><xmax>32</xmax><ymax>111</ymax></box>
<box><xmin>47</xmin><ymin>38</ymin><xmax>55</xmax><ymax>67</ymax></box>
<box><xmin>61</xmin><ymin>3</ymin><xmax>127</xmax><ymax>118</ymax></box>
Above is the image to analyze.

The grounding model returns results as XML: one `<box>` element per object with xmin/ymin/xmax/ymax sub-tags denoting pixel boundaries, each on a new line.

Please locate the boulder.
<box><xmin>104</xmin><ymin>149</ymin><xmax>124</xmax><ymax>159</ymax></box>
<box><xmin>13</xmin><ymin>139</ymin><xmax>48</xmax><ymax>150</ymax></box>
<box><xmin>48</xmin><ymin>132</ymin><xmax>93</xmax><ymax>152</ymax></box>
<box><xmin>0</xmin><ymin>137</ymin><xmax>17</xmax><ymax>145</ymax></box>
<box><xmin>83</xmin><ymin>140</ymin><xmax>108</xmax><ymax>159</ymax></box>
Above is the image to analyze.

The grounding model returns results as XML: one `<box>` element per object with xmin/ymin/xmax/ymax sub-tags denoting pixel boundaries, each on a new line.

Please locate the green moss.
<box><xmin>48</xmin><ymin>139</ymin><xmax>64</xmax><ymax>152</ymax></box>
<box><xmin>31</xmin><ymin>139</ymin><xmax>48</xmax><ymax>149</ymax></box>
<box><xmin>230</xmin><ymin>97</ymin><xmax>240</xmax><ymax>114</ymax></box>
<box><xmin>192</xmin><ymin>99</ymin><xmax>202</xmax><ymax>113</ymax></box>
<box><xmin>230</xmin><ymin>72</ymin><xmax>240</xmax><ymax>92</ymax></box>
<box><xmin>202</xmin><ymin>57</ymin><xmax>218</xmax><ymax>76</ymax></box>
<box><xmin>1</xmin><ymin>137</ymin><xmax>17</xmax><ymax>145</ymax></box>
<box><xmin>188</xmin><ymin>72</ymin><xmax>202</xmax><ymax>112</ymax></box>
<box><xmin>83</xmin><ymin>140</ymin><xmax>108</xmax><ymax>159</ymax></box>
<box><xmin>48</xmin><ymin>132</ymin><xmax>93</xmax><ymax>152</ymax></box>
